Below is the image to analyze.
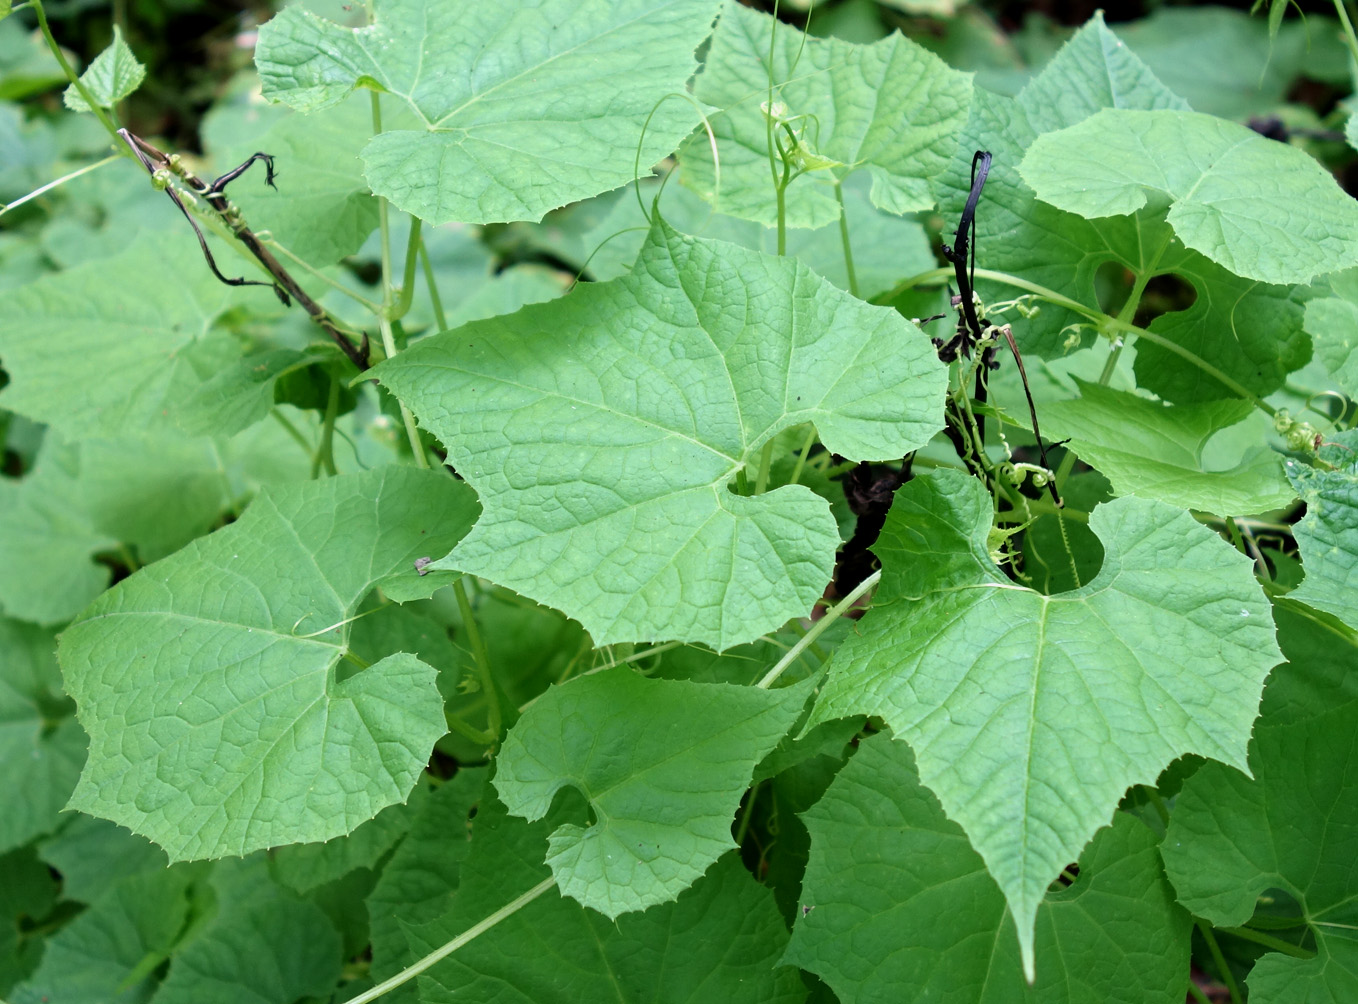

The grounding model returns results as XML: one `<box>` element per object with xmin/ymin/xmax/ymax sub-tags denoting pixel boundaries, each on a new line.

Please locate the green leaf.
<box><xmin>495</xmin><ymin>668</ymin><xmax>805</xmax><ymax>917</ymax></box>
<box><xmin>39</xmin><ymin>815</ymin><xmax>168</xmax><ymax>904</ymax></box>
<box><xmin>0</xmin><ymin>619</ymin><xmax>84</xmax><ymax>853</ymax></box>
<box><xmin>1285</xmin><ymin>449</ymin><xmax>1358</xmax><ymax>631</ymax></box>
<box><xmin>1039</xmin><ymin>380</ymin><xmax>1295</xmax><ymax>516</ymax></box>
<box><xmin>412</xmin><ymin>785</ymin><xmax>804</xmax><ymax>1004</ymax></box>
<box><xmin>1117</xmin><ymin>8</ymin><xmax>1348</xmax><ymax>118</ymax></box>
<box><xmin>1302</xmin><ymin>270</ymin><xmax>1358</xmax><ymax>399</ymax></box>
<box><xmin>934</xmin><ymin>15</ymin><xmax>1310</xmax><ymax>406</ymax></box>
<box><xmin>0</xmin><ymin>425</ymin><xmax>313</xmax><ymax>624</ymax></box>
<box><xmin>63</xmin><ymin>26</ymin><xmax>145</xmax><ymax>112</ymax></box>
<box><xmin>270</xmin><ymin>784</ymin><xmax>428</xmax><ymax>894</ymax></box>
<box><xmin>152</xmin><ymin>859</ymin><xmax>342</xmax><ymax>1004</ymax></box>
<box><xmin>60</xmin><ymin>467</ymin><xmax>479</xmax><ymax>860</ymax></box>
<box><xmin>0</xmin><ymin>845</ymin><xmax>57</xmax><ymax>993</ymax></box>
<box><xmin>222</xmin><ymin>97</ymin><xmax>379</xmax><ymax>265</ymax></box>
<box><xmin>531</xmin><ymin>172</ymin><xmax>935</xmax><ymax>299</ymax></box>
<box><xmin>372</xmin><ymin>220</ymin><xmax>947</xmax><ymax>648</ymax></box>
<box><xmin>679</xmin><ymin>0</ymin><xmax>972</xmax><ymax>228</ymax></box>
<box><xmin>1161</xmin><ymin>646</ymin><xmax>1358</xmax><ymax>1002</ymax></box>
<box><xmin>0</xmin><ymin>234</ymin><xmax>239</xmax><ymax>439</ymax></box>
<box><xmin>9</xmin><ymin>867</ymin><xmax>194</xmax><ymax>1004</ymax></box>
<box><xmin>255</xmin><ymin>0</ymin><xmax>722</xmax><ymax>225</ymax></box>
<box><xmin>0</xmin><ymin>443</ymin><xmax>116</xmax><ymax>624</ymax></box>
<box><xmin>806</xmin><ymin>468</ymin><xmax>1279</xmax><ymax>977</ymax></box>
<box><xmin>365</xmin><ymin>767</ymin><xmax>487</xmax><ymax>1004</ymax></box>
<box><xmin>0</xmin><ymin>2</ymin><xmax>11</xmax><ymax>23</ymax></box>
<box><xmin>1019</xmin><ymin>108</ymin><xmax>1358</xmax><ymax>286</ymax></box>
<box><xmin>784</xmin><ymin>734</ymin><xmax>1191</xmax><ymax>1000</ymax></box>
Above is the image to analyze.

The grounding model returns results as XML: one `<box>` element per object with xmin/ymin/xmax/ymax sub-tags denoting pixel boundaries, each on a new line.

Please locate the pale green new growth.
<box><xmin>63</xmin><ymin>25</ymin><xmax>144</xmax><ymax>112</ymax></box>
<box><xmin>1041</xmin><ymin>380</ymin><xmax>1296</xmax><ymax>516</ymax></box>
<box><xmin>255</xmin><ymin>0</ymin><xmax>722</xmax><ymax>225</ymax></box>
<box><xmin>808</xmin><ymin>469</ymin><xmax>1279</xmax><ymax>979</ymax></box>
<box><xmin>373</xmin><ymin>220</ymin><xmax>947</xmax><ymax>649</ymax></box>
<box><xmin>495</xmin><ymin>669</ymin><xmax>804</xmax><ymax>917</ymax></box>
<box><xmin>60</xmin><ymin>467</ymin><xmax>480</xmax><ymax>860</ymax></box>
<box><xmin>1020</xmin><ymin>108</ymin><xmax>1358</xmax><ymax>285</ymax></box>
<box><xmin>680</xmin><ymin>0</ymin><xmax>972</xmax><ymax>228</ymax></box>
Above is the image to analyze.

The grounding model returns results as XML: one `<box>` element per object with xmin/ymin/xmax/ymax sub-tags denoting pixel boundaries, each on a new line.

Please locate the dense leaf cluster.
<box><xmin>2</xmin><ymin>0</ymin><xmax>1357</xmax><ymax>1001</ymax></box>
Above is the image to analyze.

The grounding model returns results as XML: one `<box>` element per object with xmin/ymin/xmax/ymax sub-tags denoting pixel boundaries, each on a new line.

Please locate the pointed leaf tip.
<box><xmin>808</xmin><ymin>468</ymin><xmax>1278</xmax><ymax>969</ymax></box>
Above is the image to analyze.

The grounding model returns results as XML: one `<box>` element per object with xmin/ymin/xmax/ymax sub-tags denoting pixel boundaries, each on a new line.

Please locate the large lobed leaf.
<box><xmin>0</xmin><ymin>234</ymin><xmax>239</xmax><ymax>439</ymax></box>
<box><xmin>679</xmin><ymin>0</ymin><xmax>972</xmax><ymax>228</ymax></box>
<box><xmin>784</xmin><ymin>734</ymin><xmax>1191</xmax><ymax>1003</ymax></box>
<box><xmin>372</xmin><ymin>219</ymin><xmax>946</xmax><ymax>649</ymax></box>
<box><xmin>495</xmin><ymin>669</ymin><xmax>806</xmax><ymax>918</ymax></box>
<box><xmin>60</xmin><ymin>466</ymin><xmax>479</xmax><ymax>860</ymax></box>
<box><xmin>1040</xmin><ymin>380</ymin><xmax>1295</xmax><ymax>516</ymax></box>
<box><xmin>1162</xmin><ymin>613</ymin><xmax>1358</xmax><ymax>1003</ymax></box>
<box><xmin>1020</xmin><ymin>109</ymin><xmax>1358</xmax><ymax>286</ymax></box>
<box><xmin>410</xmin><ymin>783</ymin><xmax>804</xmax><ymax>1004</ymax></box>
<box><xmin>806</xmin><ymin>468</ymin><xmax>1279</xmax><ymax>978</ymax></box>
<box><xmin>256</xmin><ymin>0</ymin><xmax>722</xmax><ymax>225</ymax></box>
<box><xmin>933</xmin><ymin>15</ymin><xmax>1309</xmax><ymax>404</ymax></box>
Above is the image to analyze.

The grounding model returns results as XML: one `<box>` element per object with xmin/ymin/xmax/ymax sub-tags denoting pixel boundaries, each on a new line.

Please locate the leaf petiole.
<box><xmin>337</xmin><ymin>878</ymin><xmax>556</xmax><ymax>1004</ymax></box>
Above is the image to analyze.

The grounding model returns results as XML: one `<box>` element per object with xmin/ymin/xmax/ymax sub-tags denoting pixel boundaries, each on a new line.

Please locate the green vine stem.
<box><xmin>832</xmin><ymin>180</ymin><xmax>859</xmax><ymax>298</ymax></box>
<box><xmin>1330</xmin><ymin>0</ymin><xmax>1358</xmax><ymax>72</ymax></box>
<box><xmin>1217</xmin><ymin>926</ymin><xmax>1316</xmax><ymax>959</ymax></box>
<box><xmin>1196</xmin><ymin>920</ymin><xmax>1244</xmax><ymax>1004</ymax></box>
<box><xmin>757</xmin><ymin>569</ymin><xmax>881</xmax><ymax>689</ymax></box>
<box><xmin>310</xmin><ymin>376</ymin><xmax>340</xmax><ymax>478</ymax></box>
<box><xmin>0</xmin><ymin>153</ymin><xmax>119</xmax><ymax>218</ymax></box>
<box><xmin>787</xmin><ymin>425</ymin><xmax>817</xmax><ymax>486</ymax></box>
<box><xmin>754</xmin><ymin>439</ymin><xmax>776</xmax><ymax>494</ymax></box>
<box><xmin>391</xmin><ymin>216</ymin><xmax>422</xmax><ymax>322</ymax></box>
<box><xmin>265</xmin><ymin>238</ymin><xmax>383</xmax><ymax>312</ymax></box>
<box><xmin>455</xmin><ymin>575</ymin><xmax>501</xmax><ymax>743</ymax></box>
<box><xmin>888</xmin><ymin>266</ymin><xmax>1277</xmax><ymax>417</ymax></box>
<box><xmin>370</xmin><ymin>91</ymin><xmax>430</xmax><ymax>468</ymax></box>
<box><xmin>338</xmin><ymin>878</ymin><xmax>556</xmax><ymax>1004</ymax></box>
<box><xmin>30</xmin><ymin>0</ymin><xmax>121</xmax><ymax>141</ymax></box>
<box><xmin>419</xmin><ymin>238</ymin><xmax>449</xmax><ymax>331</ymax></box>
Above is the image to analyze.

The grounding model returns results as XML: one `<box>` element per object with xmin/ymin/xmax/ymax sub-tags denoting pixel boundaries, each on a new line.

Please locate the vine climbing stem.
<box><xmin>757</xmin><ymin>570</ymin><xmax>881</xmax><ymax>689</ymax></box>
<box><xmin>370</xmin><ymin>90</ymin><xmax>429</xmax><ymax>469</ymax></box>
<box><xmin>338</xmin><ymin>878</ymin><xmax>557</xmax><ymax>1004</ymax></box>
<box><xmin>30</xmin><ymin>0</ymin><xmax>121</xmax><ymax>141</ymax></box>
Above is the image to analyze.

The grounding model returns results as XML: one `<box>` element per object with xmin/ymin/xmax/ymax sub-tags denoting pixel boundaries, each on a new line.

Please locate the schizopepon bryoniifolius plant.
<box><xmin>3</xmin><ymin>0</ymin><xmax>1358</xmax><ymax>1001</ymax></box>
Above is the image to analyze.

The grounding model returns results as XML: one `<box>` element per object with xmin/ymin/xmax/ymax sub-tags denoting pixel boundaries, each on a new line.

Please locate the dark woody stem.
<box><xmin>118</xmin><ymin>129</ymin><xmax>370</xmax><ymax>370</ymax></box>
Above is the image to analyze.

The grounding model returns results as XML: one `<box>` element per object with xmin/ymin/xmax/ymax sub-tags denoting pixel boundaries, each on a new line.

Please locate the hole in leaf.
<box><xmin>1052</xmin><ymin>863</ymin><xmax>1080</xmax><ymax>889</ymax></box>
<box><xmin>1016</xmin><ymin>469</ymin><xmax>1110</xmax><ymax>596</ymax></box>
<box><xmin>1094</xmin><ymin>260</ymin><xmax>1135</xmax><ymax>317</ymax></box>
<box><xmin>1133</xmin><ymin>273</ymin><xmax>1198</xmax><ymax>328</ymax></box>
